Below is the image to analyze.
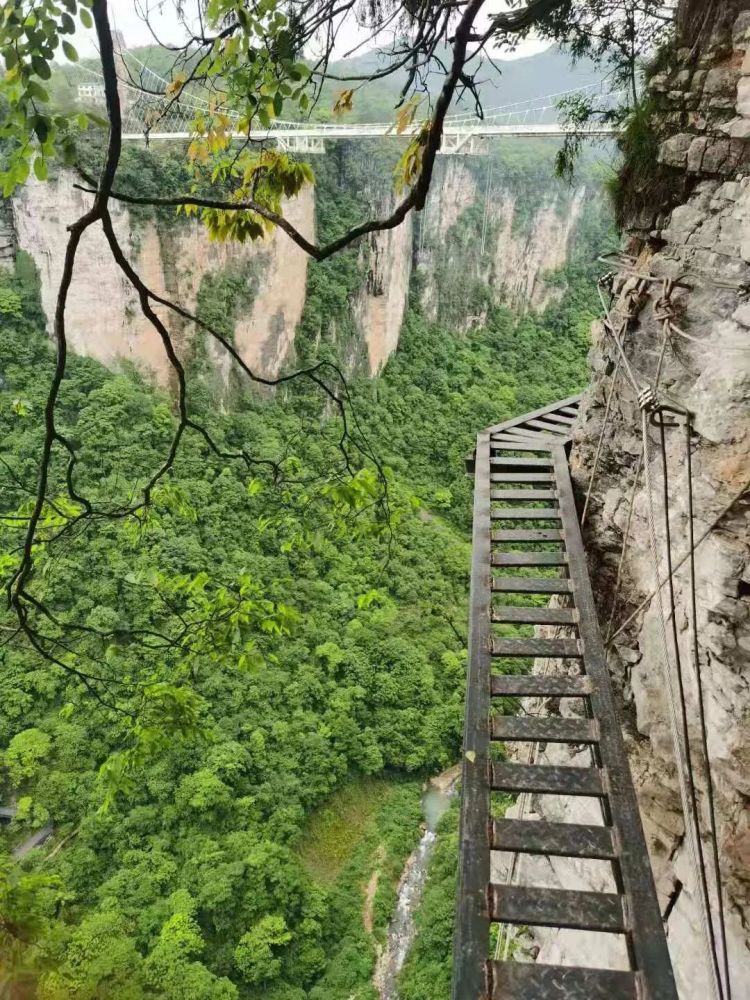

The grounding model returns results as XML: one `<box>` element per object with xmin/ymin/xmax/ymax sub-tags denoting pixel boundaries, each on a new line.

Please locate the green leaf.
<box><xmin>31</xmin><ymin>56</ymin><xmax>51</xmax><ymax>80</ymax></box>
<box><xmin>62</xmin><ymin>40</ymin><xmax>78</xmax><ymax>62</ymax></box>
<box><xmin>33</xmin><ymin>157</ymin><xmax>48</xmax><ymax>181</ymax></box>
<box><xmin>79</xmin><ymin>8</ymin><xmax>93</xmax><ymax>28</ymax></box>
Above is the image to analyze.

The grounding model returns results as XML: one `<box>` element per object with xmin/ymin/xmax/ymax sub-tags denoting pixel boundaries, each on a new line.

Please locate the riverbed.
<box><xmin>373</xmin><ymin>766</ymin><xmax>459</xmax><ymax>1000</ymax></box>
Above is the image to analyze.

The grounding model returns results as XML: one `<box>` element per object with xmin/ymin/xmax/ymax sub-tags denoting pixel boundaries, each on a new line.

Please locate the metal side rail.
<box><xmin>452</xmin><ymin>397</ymin><xmax>677</xmax><ymax>1000</ymax></box>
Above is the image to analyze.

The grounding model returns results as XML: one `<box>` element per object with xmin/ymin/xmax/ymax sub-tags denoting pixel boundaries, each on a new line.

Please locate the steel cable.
<box><xmin>684</xmin><ymin>412</ymin><xmax>732</xmax><ymax>999</ymax></box>
<box><xmin>656</xmin><ymin>412</ymin><xmax>725</xmax><ymax>998</ymax></box>
<box><xmin>642</xmin><ymin>410</ymin><xmax>724</xmax><ymax>1000</ymax></box>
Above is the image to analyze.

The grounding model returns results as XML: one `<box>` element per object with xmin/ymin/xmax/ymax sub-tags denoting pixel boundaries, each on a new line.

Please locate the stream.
<box><xmin>373</xmin><ymin>769</ymin><xmax>459</xmax><ymax>1000</ymax></box>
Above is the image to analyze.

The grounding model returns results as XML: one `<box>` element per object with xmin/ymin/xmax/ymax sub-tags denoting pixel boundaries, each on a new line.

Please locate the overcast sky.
<box><xmin>78</xmin><ymin>0</ymin><xmax>551</xmax><ymax>61</ymax></box>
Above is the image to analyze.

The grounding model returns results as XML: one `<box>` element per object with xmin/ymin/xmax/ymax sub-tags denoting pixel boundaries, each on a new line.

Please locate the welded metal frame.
<box><xmin>551</xmin><ymin>445</ymin><xmax>676</xmax><ymax>997</ymax></box>
<box><xmin>452</xmin><ymin>398</ymin><xmax>677</xmax><ymax>1000</ymax></box>
<box><xmin>452</xmin><ymin>429</ymin><xmax>492</xmax><ymax>999</ymax></box>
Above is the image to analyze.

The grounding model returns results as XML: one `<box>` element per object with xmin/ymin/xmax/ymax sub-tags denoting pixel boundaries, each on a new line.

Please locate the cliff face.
<box><xmin>7</xmin><ymin>149</ymin><xmax>592</xmax><ymax>382</ymax></box>
<box><xmin>418</xmin><ymin>156</ymin><xmax>592</xmax><ymax>329</ymax></box>
<box><xmin>491</xmin><ymin>185</ymin><xmax>586</xmax><ymax>310</ymax></box>
<box><xmin>354</xmin><ymin>204</ymin><xmax>413</xmax><ymax>375</ymax></box>
<box><xmin>11</xmin><ymin>173</ymin><xmax>314</xmax><ymax>386</ymax></box>
<box><xmin>512</xmin><ymin>6</ymin><xmax>750</xmax><ymax>994</ymax></box>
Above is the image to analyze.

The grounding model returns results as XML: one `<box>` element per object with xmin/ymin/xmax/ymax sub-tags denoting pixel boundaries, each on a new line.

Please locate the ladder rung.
<box><xmin>560</xmin><ymin>405</ymin><xmax>579</xmax><ymax>416</ymax></box>
<box><xmin>492</xmin><ymin>529</ymin><xmax>563</xmax><ymax>542</ymax></box>
<box><xmin>491</xmin><ymin>473</ymin><xmax>556</xmax><ymax>483</ymax></box>
<box><xmin>490</xmin><ymin>489</ymin><xmax>557</xmax><ymax>501</ymax></box>
<box><xmin>491</xmin><ymin>457</ymin><xmax>552</xmax><ymax>468</ymax></box>
<box><xmin>491</xmin><ymin>439</ymin><xmax>556</xmax><ymax>452</ymax></box>
<box><xmin>491</xmin><ymin>674</ymin><xmax>591</xmax><ymax>697</ymax></box>
<box><xmin>489</xmin><ymin>885</ymin><xmax>626</xmax><ymax>932</ymax></box>
<box><xmin>522</xmin><ymin>418</ymin><xmax>571</xmax><ymax>435</ymax></box>
<box><xmin>493</xmin><ymin>551</ymin><xmax>567</xmax><ymax>566</ymax></box>
<box><xmin>541</xmin><ymin>412</ymin><xmax>577</xmax><ymax>426</ymax></box>
<box><xmin>491</xmin><ymin>428</ymin><xmax>551</xmax><ymax>439</ymax></box>
<box><xmin>492</xmin><ymin>604</ymin><xmax>576</xmax><ymax>622</ymax></box>
<box><xmin>491</xmin><ymin>715</ymin><xmax>598</xmax><ymax>743</ymax></box>
<box><xmin>491</xmin><ymin>818</ymin><xmax>615</xmax><ymax>859</ymax></box>
<box><xmin>490</xmin><ymin>762</ymin><xmax>604</xmax><ymax>796</ymax></box>
<box><xmin>492</xmin><ymin>577</ymin><xmax>572</xmax><ymax>593</ymax></box>
<box><xmin>487</xmin><ymin>962</ymin><xmax>636</xmax><ymax>1000</ymax></box>
<box><xmin>491</xmin><ymin>508</ymin><xmax>562</xmax><ymax>520</ymax></box>
<box><xmin>491</xmin><ymin>637</ymin><xmax>582</xmax><ymax>658</ymax></box>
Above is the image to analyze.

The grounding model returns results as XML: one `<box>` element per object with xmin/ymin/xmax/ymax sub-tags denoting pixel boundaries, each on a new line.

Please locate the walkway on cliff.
<box><xmin>451</xmin><ymin>397</ymin><xmax>677</xmax><ymax>999</ymax></box>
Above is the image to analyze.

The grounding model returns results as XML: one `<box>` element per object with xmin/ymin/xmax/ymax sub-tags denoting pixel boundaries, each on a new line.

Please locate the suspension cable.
<box><xmin>595</xmin><ymin>268</ymin><xmax>725</xmax><ymax>995</ymax></box>
<box><xmin>604</xmin><ymin>322</ymin><xmax>670</xmax><ymax>639</ymax></box>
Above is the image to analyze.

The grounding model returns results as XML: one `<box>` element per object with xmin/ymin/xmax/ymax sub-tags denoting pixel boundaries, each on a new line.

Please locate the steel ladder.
<box><xmin>452</xmin><ymin>396</ymin><xmax>677</xmax><ymax>1000</ymax></box>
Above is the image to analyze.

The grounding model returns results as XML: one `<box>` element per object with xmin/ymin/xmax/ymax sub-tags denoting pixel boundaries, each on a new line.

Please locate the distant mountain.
<box><xmin>68</xmin><ymin>40</ymin><xmax>605</xmax><ymax>127</ymax></box>
<box><xmin>319</xmin><ymin>44</ymin><xmax>606</xmax><ymax>122</ymax></box>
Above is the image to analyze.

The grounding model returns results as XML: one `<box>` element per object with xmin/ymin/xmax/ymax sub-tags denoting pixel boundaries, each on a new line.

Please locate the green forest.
<box><xmin>0</xmin><ymin>134</ymin><xmax>609</xmax><ymax>999</ymax></box>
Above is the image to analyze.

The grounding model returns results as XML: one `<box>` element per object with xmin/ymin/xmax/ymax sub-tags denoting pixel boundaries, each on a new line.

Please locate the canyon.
<box><xmin>2</xmin><ymin>11</ymin><xmax>748</xmax><ymax>995</ymax></box>
<box><xmin>4</xmin><ymin>149</ymin><xmax>592</xmax><ymax>382</ymax></box>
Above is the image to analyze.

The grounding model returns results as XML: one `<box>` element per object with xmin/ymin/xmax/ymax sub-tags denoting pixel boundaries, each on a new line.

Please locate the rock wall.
<box><xmin>510</xmin><ymin>6</ymin><xmax>750</xmax><ymax>996</ymax></box>
<box><xmin>418</xmin><ymin>157</ymin><xmax>589</xmax><ymax>328</ymax></box>
<box><xmin>491</xmin><ymin>185</ymin><xmax>586</xmax><ymax>310</ymax></box>
<box><xmin>7</xmin><ymin>146</ymin><xmax>590</xmax><ymax>381</ymax></box>
<box><xmin>11</xmin><ymin>171</ymin><xmax>314</xmax><ymax>385</ymax></box>
<box><xmin>355</xmin><ymin>210</ymin><xmax>413</xmax><ymax>375</ymax></box>
<box><xmin>0</xmin><ymin>199</ymin><xmax>15</xmax><ymax>268</ymax></box>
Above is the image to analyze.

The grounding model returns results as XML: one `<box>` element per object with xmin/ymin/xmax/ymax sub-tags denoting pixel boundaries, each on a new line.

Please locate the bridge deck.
<box><xmin>452</xmin><ymin>397</ymin><xmax>677</xmax><ymax>999</ymax></box>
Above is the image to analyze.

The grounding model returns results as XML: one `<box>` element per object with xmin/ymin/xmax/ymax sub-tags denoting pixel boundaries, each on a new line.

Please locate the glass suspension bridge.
<box><xmin>68</xmin><ymin>51</ymin><xmax>621</xmax><ymax>154</ymax></box>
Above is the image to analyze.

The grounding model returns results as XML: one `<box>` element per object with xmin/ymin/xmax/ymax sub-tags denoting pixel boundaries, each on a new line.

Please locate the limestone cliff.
<box><xmin>6</xmin><ymin>146</ymin><xmax>592</xmax><ymax>382</ymax></box>
<box><xmin>418</xmin><ymin>155</ymin><xmax>594</xmax><ymax>329</ymax></box>
<box><xmin>11</xmin><ymin>172</ymin><xmax>314</xmax><ymax>386</ymax></box>
<box><xmin>507</xmin><ymin>5</ymin><xmax>750</xmax><ymax>995</ymax></box>
<box><xmin>354</xmin><ymin>200</ymin><xmax>413</xmax><ymax>375</ymax></box>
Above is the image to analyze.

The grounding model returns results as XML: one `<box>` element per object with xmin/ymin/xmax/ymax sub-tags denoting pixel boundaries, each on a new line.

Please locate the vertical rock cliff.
<box><xmin>6</xmin><ymin>142</ymin><xmax>595</xmax><ymax>383</ymax></box>
<box><xmin>510</xmin><ymin>4</ymin><xmax>750</xmax><ymax>994</ymax></box>
<box><xmin>11</xmin><ymin>171</ymin><xmax>314</xmax><ymax>385</ymax></box>
<box><xmin>418</xmin><ymin>155</ymin><xmax>593</xmax><ymax>329</ymax></box>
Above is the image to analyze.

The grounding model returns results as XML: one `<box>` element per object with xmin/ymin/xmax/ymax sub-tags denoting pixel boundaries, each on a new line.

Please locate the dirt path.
<box><xmin>363</xmin><ymin>845</ymin><xmax>385</xmax><ymax>935</ymax></box>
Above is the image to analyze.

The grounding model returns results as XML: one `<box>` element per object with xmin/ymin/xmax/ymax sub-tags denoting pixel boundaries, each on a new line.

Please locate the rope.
<box><xmin>607</xmin><ymin>478</ymin><xmax>750</xmax><ymax>644</ymax></box>
<box><xmin>641</xmin><ymin>408</ymin><xmax>724</xmax><ymax>1000</ymax></box>
<box><xmin>604</xmin><ymin>324</ymin><xmax>670</xmax><ymax>640</ymax></box>
<box><xmin>684</xmin><ymin>412</ymin><xmax>733</xmax><ymax>999</ymax></box>
<box><xmin>655</xmin><ymin>411</ymin><xmax>725</xmax><ymax>998</ymax></box>
<box><xmin>590</xmin><ymin>266</ymin><xmax>729</xmax><ymax>993</ymax></box>
<box><xmin>582</xmin><ymin>354</ymin><xmax>622</xmax><ymax>526</ymax></box>
<box><xmin>668</xmin><ymin>320</ymin><xmax>750</xmax><ymax>352</ymax></box>
<box><xmin>596</xmin><ymin>281</ymin><xmax>642</xmax><ymax>393</ymax></box>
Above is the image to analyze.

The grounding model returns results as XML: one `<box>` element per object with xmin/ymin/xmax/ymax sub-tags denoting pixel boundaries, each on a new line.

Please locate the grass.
<box><xmin>305</xmin><ymin>779</ymin><xmax>424</xmax><ymax>1000</ymax></box>
<box><xmin>298</xmin><ymin>777</ymin><xmax>393</xmax><ymax>884</ymax></box>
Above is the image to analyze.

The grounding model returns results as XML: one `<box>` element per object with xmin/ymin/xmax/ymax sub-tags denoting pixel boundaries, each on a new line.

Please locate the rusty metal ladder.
<box><xmin>453</xmin><ymin>397</ymin><xmax>677</xmax><ymax>1000</ymax></box>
